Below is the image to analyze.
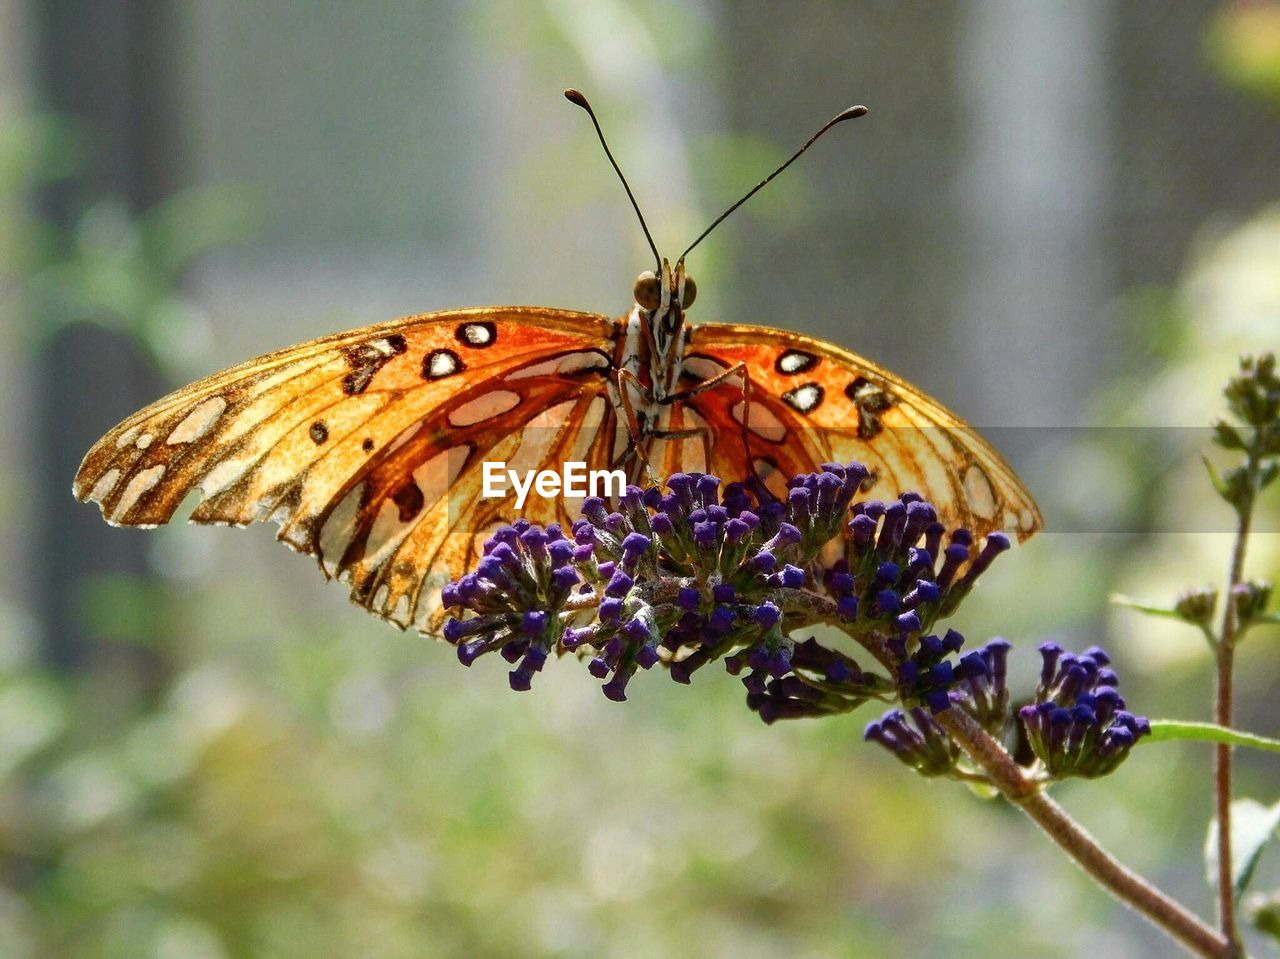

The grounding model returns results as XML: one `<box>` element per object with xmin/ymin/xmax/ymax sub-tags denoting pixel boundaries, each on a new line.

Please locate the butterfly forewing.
<box><xmin>684</xmin><ymin>323</ymin><xmax>1042</xmax><ymax>541</ymax></box>
<box><xmin>74</xmin><ymin>307</ymin><xmax>620</xmax><ymax>631</ymax></box>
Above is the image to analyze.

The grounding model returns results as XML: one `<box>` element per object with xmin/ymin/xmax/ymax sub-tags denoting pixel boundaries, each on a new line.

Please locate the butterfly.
<box><xmin>74</xmin><ymin>90</ymin><xmax>1042</xmax><ymax>636</ymax></box>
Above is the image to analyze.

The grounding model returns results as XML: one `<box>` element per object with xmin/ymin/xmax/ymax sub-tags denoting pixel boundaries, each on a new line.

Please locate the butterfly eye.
<box><xmin>633</xmin><ymin>271</ymin><xmax>662</xmax><ymax>311</ymax></box>
<box><xmin>681</xmin><ymin>275</ymin><xmax>697</xmax><ymax>309</ymax></box>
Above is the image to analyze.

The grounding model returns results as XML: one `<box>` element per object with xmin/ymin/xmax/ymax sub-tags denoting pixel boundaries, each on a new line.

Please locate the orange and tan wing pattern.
<box><xmin>680</xmin><ymin>323</ymin><xmax>1042</xmax><ymax>542</ymax></box>
<box><xmin>74</xmin><ymin>307</ymin><xmax>620</xmax><ymax>632</ymax></box>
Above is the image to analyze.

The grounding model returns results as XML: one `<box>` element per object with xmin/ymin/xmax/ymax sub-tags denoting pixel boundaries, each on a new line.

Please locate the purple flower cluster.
<box><xmin>863</xmin><ymin>633</ymin><xmax>1012</xmax><ymax>774</ymax></box>
<box><xmin>440</xmin><ymin>463</ymin><xmax>1013</xmax><ymax>721</ymax></box>
<box><xmin>1018</xmin><ymin>643</ymin><xmax>1151</xmax><ymax>779</ymax></box>
<box><xmin>863</xmin><ymin>708</ymin><xmax>960</xmax><ymax>777</ymax></box>
<box><xmin>441</xmin><ymin>520</ymin><xmax>581</xmax><ymax>691</ymax></box>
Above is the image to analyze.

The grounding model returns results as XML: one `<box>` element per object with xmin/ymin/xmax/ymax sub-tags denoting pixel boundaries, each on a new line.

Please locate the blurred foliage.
<box><xmin>0</xmin><ymin>113</ymin><xmax>255</xmax><ymax>374</ymax></box>
<box><xmin>1</xmin><ymin>5</ymin><xmax>1279</xmax><ymax>955</ymax></box>
<box><xmin>1207</xmin><ymin>0</ymin><xmax>1280</xmax><ymax>104</ymax></box>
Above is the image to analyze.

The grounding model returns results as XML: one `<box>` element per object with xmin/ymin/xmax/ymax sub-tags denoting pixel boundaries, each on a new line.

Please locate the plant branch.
<box><xmin>937</xmin><ymin>708</ymin><xmax>1237</xmax><ymax>959</ymax></box>
<box><xmin>1215</xmin><ymin>499</ymin><xmax>1252</xmax><ymax>947</ymax></box>
<box><xmin>800</xmin><ymin>612</ymin><xmax>1236</xmax><ymax>956</ymax></box>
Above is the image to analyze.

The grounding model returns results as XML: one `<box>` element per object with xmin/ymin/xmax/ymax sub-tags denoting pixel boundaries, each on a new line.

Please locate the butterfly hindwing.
<box><xmin>682</xmin><ymin>323</ymin><xmax>1042</xmax><ymax>541</ymax></box>
<box><xmin>74</xmin><ymin>307</ymin><xmax>620</xmax><ymax>631</ymax></box>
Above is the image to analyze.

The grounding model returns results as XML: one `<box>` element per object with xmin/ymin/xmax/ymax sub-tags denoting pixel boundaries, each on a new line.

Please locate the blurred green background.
<box><xmin>2</xmin><ymin>2</ymin><xmax>1280</xmax><ymax>957</ymax></box>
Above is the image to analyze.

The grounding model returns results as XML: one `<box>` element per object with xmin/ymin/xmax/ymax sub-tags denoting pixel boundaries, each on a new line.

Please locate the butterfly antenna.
<box><xmin>565</xmin><ymin>89</ymin><xmax>662</xmax><ymax>273</ymax></box>
<box><xmin>679</xmin><ymin>104</ymin><xmax>868</xmax><ymax>262</ymax></box>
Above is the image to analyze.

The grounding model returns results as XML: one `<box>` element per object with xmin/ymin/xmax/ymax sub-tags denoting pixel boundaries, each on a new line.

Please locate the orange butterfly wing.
<box><xmin>677</xmin><ymin>323</ymin><xmax>1042</xmax><ymax>541</ymax></box>
<box><xmin>74</xmin><ymin>307</ymin><xmax>621</xmax><ymax>632</ymax></box>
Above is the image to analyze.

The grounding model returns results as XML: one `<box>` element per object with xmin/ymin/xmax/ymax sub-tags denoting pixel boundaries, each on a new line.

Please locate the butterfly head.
<box><xmin>632</xmin><ymin>258</ymin><xmax>696</xmax><ymax>318</ymax></box>
<box><xmin>633</xmin><ymin>258</ymin><xmax>696</xmax><ymax>368</ymax></box>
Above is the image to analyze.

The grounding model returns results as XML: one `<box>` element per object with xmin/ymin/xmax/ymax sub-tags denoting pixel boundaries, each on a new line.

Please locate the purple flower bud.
<box><xmin>895</xmin><ymin>611</ymin><xmax>922</xmax><ymax>634</ymax></box>
<box><xmin>779</xmin><ymin>565</ymin><xmax>805</xmax><ymax>588</ymax></box>
<box><xmin>712</xmin><ymin>583</ymin><xmax>737</xmax><ymax>604</ymax></box>
<box><xmin>849</xmin><ymin>514</ymin><xmax>878</xmax><ymax>552</ymax></box>
<box><xmin>605</xmin><ymin>571</ymin><xmax>634</xmax><ymax>597</ymax></box>
<box><xmin>753</xmin><ymin>602</ymin><xmax>782</xmax><ymax>629</ymax></box>
<box><xmin>775</xmin><ymin>523</ymin><xmax>803</xmax><ymax>546</ymax></box>
<box><xmin>457</xmin><ymin>640</ymin><xmax>487</xmax><ymax>666</ymax></box>
<box><xmin>924</xmin><ymin>689</ymin><xmax>951</xmax><ymax>713</ymax></box>
<box><xmin>960</xmin><ymin>650</ymin><xmax>988</xmax><ymax>678</ymax></box>
<box><xmin>521</xmin><ymin>610</ymin><xmax>547</xmax><ymax>637</ymax></box>
<box><xmin>635</xmin><ymin>644</ymin><xmax>659</xmax><ymax>669</ymax></box>
<box><xmin>602</xmin><ymin>676</ymin><xmax>630</xmax><ymax>701</ymax></box>
<box><xmin>753</xmin><ymin>550</ymin><xmax>778</xmax><ymax>573</ymax></box>
<box><xmin>678</xmin><ymin>587</ymin><xmax>700</xmax><ymax>610</ymax></box>
<box><xmin>649</xmin><ymin>513</ymin><xmax>673</xmax><ymax>537</ymax></box>
<box><xmin>962</xmin><ymin>532</ymin><xmax>1010</xmax><ymax>583</ymax></box>
<box><xmin>599</xmin><ymin>597</ymin><xmax>623</xmax><ymax>623</ymax></box>
<box><xmin>984</xmin><ymin>638</ymin><xmax>1012</xmax><ymax>684</ymax></box>
<box><xmin>875</xmin><ymin>590</ymin><xmax>900</xmax><ymax>614</ymax></box>
<box><xmin>837</xmin><ymin>595</ymin><xmax>859</xmax><ymax>619</ymax></box>
<box><xmin>709</xmin><ymin>605</ymin><xmax>735</xmax><ymax>632</ymax></box>
<box><xmin>552</xmin><ymin>567</ymin><xmax>579</xmax><ymax>590</ymax></box>
<box><xmin>696</xmin><ymin>474</ymin><xmax>721</xmax><ymax>499</ymax></box>
<box><xmin>1084</xmin><ymin>645</ymin><xmax>1111</xmax><ymax>666</ymax></box>
<box><xmin>942</xmin><ymin>629</ymin><xmax>965</xmax><ymax>654</ymax></box>
<box><xmin>588</xmin><ymin>656</ymin><xmax>610</xmax><ymax>679</ymax></box>
<box><xmin>443</xmin><ymin>617</ymin><xmax>471</xmax><ymax>643</ymax></box>
<box><xmin>1038</xmin><ymin>642</ymin><xmax>1063</xmax><ymax>687</ymax></box>
<box><xmin>874</xmin><ymin>562</ymin><xmax>901</xmax><ymax>586</ymax></box>
<box><xmin>561</xmin><ymin>626</ymin><xmax>592</xmax><ymax>649</ymax></box>
<box><xmin>548</xmin><ymin>540</ymin><xmax>575</xmax><ymax>565</ymax></box>
<box><xmin>693</xmin><ymin>521</ymin><xmax>718</xmax><ymax>547</ymax></box>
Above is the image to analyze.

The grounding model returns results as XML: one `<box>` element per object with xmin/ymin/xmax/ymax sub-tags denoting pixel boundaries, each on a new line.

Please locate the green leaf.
<box><xmin>1205</xmin><ymin>798</ymin><xmax>1280</xmax><ymax>897</ymax></box>
<box><xmin>1109</xmin><ymin>594</ymin><xmax>1188</xmax><ymax>622</ymax></box>
<box><xmin>1213</xmin><ymin>419</ymin><xmax>1248</xmax><ymax>451</ymax></box>
<box><xmin>1147</xmin><ymin>720</ymin><xmax>1280</xmax><ymax>753</ymax></box>
<box><xmin>1203</xmin><ymin>454</ymin><xmax>1231</xmax><ymax>499</ymax></box>
<box><xmin>1245</xmin><ymin>890</ymin><xmax>1280</xmax><ymax>944</ymax></box>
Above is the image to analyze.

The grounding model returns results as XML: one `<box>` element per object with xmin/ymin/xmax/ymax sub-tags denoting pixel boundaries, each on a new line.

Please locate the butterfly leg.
<box><xmin>611</xmin><ymin>368</ymin><xmax>661</xmax><ymax>483</ymax></box>
<box><xmin>661</xmin><ymin>361</ymin><xmax>771</xmax><ymax>492</ymax></box>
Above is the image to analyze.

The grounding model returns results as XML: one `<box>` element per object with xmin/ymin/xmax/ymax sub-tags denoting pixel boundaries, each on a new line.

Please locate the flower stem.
<box><xmin>1214</xmin><ymin>501</ymin><xmax>1252</xmax><ymax>948</ymax></box>
<box><xmin>937</xmin><ymin>708</ymin><xmax>1237</xmax><ymax>959</ymax></box>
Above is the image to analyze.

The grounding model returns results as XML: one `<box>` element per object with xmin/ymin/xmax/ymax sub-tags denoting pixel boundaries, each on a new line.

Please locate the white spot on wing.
<box><xmin>135</xmin><ymin>433</ymin><xmax>154</xmax><ymax>449</ymax></box>
<box><xmin>320</xmin><ymin>483</ymin><xmax>364</xmax><ymax>573</ymax></box>
<box><xmin>116</xmin><ymin>426</ymin><xmax>140</xmax><ymax>449</ymax></box>
<box><xmin>449</xmin><ymin>390</ymin><xmax>521</xmax><ymax>427</ymax></box>
<box><xmin>90</xmin><ymin>468</ymin><xmax>121</xmax><ymax>503</ymax></box>
<box><xmin>112</xmin><ymin>464</ymin><xmax>165</xmax><ymax>520</ymax></box>
<box><xmin>199</xmin><ymin>457</ymin><xmax>253</xmax><ymax>498</ymax></box>
<box><xmin>682</xmin><ymin>356</ymin><xmax>726</xmax><ymax>381</ymax></box>
<box><xmin>731</xmin><ymin>400</ymin><xmax>787</xmax><ymax>443</ymax></box>
<box><xmin>963</xmin><ymin>464</ymin><xmax>997</xmax><ymax>521</ymax></box>
<box><xmin>782</xmin><ymin>383</ymin><xmax>823</xmax><ymax>413</ymax></box>
<box><xmin>569</xmin><ymin>397</ymin><xmax>607</xmax><ymax>462</ymax></box>
<box><xmin>777</xmin><ymin>350</ymin><xmax>816</xmax><ymax>374</ymax></box>
<box><xmin>505</xmin><ymin>351</ymin><xmax>610</xmax><ymax>380</ymax></box>
<box><xmin>426</xmin><ymin>350</ymin><xmax>460</xmax><ymax>378</ymax></box>
<box><xmin>167</xmin><ymin>396</ymin><xmax>226</xmax><ymax>445</ymax></box>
